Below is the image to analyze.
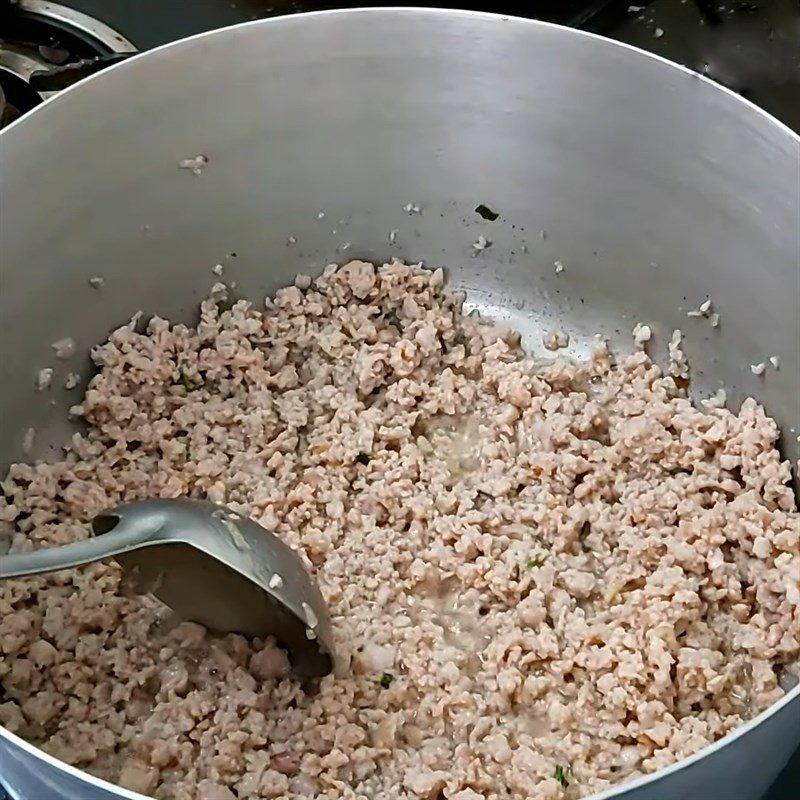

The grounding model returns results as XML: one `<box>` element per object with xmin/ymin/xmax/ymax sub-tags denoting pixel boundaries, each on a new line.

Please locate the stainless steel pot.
<box><xmin>0</xmin><ymin>8</ymin><xmax>798</xmax><ymax>800</ymax></box>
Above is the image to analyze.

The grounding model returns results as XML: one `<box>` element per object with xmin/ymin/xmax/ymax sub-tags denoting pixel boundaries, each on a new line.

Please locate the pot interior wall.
<box><xmin>0</xmin><ymin>10</ymin><xmax>798</xmax><ymax>475</ymax></box>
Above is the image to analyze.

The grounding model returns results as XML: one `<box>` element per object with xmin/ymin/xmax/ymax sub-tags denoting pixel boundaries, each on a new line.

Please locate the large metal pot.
<box><xmin>0</xmin><ymin>8</ymin><xmax>798</xmax><ymax>800</ymax></box>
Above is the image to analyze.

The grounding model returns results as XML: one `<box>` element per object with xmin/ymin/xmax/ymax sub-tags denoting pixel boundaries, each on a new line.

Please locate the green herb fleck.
<box><xmin>554</xmin><ymin>764</ymin><xmax>570</xmax><ymax>788</ymax></box>
<box><xmin>526</xmin><ymin>556</ymin><xmax>546</xmax><ymax>569</ymax></box>
<box><xmin>356</xmin><ymin>452</ymin><xmax>372</xmax><ymax>466</ymax></box>
<box><xmin>378</xmin><ymin>672</ymin><xmax>394</xmax><ymax>689</ymax></box>
<box><xmin>475</xmin><ymin>203</ymin><xmax>500</xmax><ymax>222</ymax></box>
<box><xmin>176</xmin><ymin>368</ymin><xmax>202</xmax><ymax>392</ymax></box>
<box><xmin>383</xmin><ymin>309</ymin><xmax>400</xmax><ymax>328</ymax></box>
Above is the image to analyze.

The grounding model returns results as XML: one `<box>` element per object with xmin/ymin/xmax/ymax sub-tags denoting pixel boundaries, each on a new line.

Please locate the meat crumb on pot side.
<box><xmin>0</xmin><ymin>259</ymin><xmax>797</xmax><ymax>800</ymax></box>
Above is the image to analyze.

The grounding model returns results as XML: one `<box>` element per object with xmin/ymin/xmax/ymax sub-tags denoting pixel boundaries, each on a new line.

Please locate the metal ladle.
<box><xmin>0</xmin><ymin>498</ymin><xmax>335</xmax><ymax>677</ymax></box>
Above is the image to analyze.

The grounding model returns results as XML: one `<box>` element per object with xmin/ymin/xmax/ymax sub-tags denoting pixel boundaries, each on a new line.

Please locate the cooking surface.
<box><xmin>0</xmin><ymin>1</ymin><xmax>797</xmax><ymax>798</ymax></box>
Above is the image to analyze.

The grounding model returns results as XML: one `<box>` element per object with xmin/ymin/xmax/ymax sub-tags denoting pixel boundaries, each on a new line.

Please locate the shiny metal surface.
<box><xmin>0</xmin><ymin>499</ymin><xmax>335</xmax><ymax>677</ymax></box>
<box><xmin>16</xmin><ymin>0</ymin><xmax>137</xmax><ymax>53</ymax></box>
<box><xmin>0</xmin><ymin>8</ymin><xmax>797</xmax><ymax>800</ymax></box>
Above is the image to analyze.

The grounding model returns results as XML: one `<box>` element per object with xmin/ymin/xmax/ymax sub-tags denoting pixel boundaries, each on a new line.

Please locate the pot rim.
<box><xmin>0</xmin><ymin>7</ymin><xmax>797</xmax><ymax>800</ymax></box>
<box><xmin>1</xmin><ymin>6</ymin><xmax>797</xmax><ymax>144</ymax></box>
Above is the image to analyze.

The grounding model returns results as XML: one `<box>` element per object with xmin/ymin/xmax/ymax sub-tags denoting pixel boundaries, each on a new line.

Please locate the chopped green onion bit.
<box><xmin>378</xmin><ymin>672</ymin><xmax>394</xmax><ymax>689</ymax></box>
<box><xmin>554</xmin><ymin>764</ymin><xmax>570</xmax><ymax>788</ymax></box>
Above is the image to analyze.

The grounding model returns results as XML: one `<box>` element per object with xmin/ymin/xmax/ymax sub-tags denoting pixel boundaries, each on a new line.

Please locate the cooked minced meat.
<box><xmin>0</xmin><ymin>260</ymin><xmax>798</xmax><ymax>800</ymax></box>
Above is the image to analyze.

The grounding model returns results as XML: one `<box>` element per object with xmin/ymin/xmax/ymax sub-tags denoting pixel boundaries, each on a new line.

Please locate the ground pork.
<box><xmin>0</xmin><ymin>259</ymin><xmax>798</xmax><ymax>800</ymax></box>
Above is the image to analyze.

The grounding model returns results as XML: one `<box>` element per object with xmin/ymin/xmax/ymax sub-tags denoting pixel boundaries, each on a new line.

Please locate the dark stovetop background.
<box><xmin>0</xmin><ymin>2</ymin><xmax>797</xmax><ymax>799</ymax></box>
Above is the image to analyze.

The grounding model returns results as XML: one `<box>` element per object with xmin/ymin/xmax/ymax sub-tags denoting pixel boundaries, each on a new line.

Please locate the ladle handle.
<box><xmin>0</xmin><ymin>508</ymin><xmax>163</xmax><ymax>580</ymax></box>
